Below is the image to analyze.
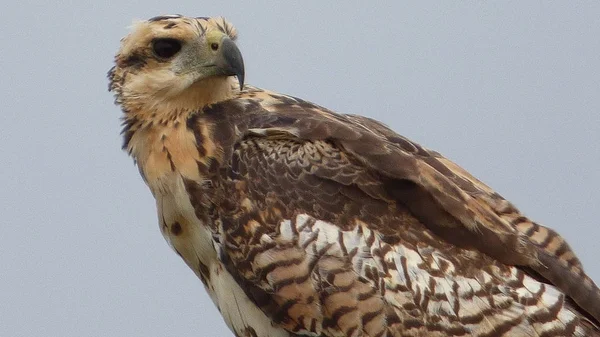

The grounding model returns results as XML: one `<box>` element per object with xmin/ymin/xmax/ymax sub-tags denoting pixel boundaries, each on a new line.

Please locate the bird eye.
<box><xmin>210</xmin><ymin>43</ymin><xmax>219</xmax><ymax>51</ymax></box>
<box><xmin>152</xmin><ymin>38</ymin><xmax>182</xmax><ymax>59</ymax></box>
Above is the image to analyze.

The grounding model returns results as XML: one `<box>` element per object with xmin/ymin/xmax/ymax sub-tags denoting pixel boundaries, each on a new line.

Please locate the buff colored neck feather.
<box><xmin>123</xmin><ymin>77</ymin><xmax>238</xmax><ymax>124</ymax></box>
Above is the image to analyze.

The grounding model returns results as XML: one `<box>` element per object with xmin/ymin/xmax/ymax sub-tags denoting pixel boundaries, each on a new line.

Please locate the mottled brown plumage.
<box><xmin>109</xmin><ymin>15</ymin><xmax>600</xmax><ymax>337</ymax></box>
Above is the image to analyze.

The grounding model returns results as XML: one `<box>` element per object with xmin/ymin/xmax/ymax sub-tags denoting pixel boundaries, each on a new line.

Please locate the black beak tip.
<box><xmin>237</xmin><ymin>73</ymin><xmax>245</xmax><ymax>91</ymax></box>
<box><xmin>221</xmin><ymin>37</ymin><xmax>245</xmax><ymax>91</ymax></box>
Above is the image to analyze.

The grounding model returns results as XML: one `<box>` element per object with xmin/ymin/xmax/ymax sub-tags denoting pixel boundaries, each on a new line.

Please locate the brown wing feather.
<box><xmin>189</xmin><ymin>86</ymin><xmax>599</xmax><ymax>333</ymax></box>
<box><xmin>345</xmin><ymin>114</ymin><xmax>584</xmax><ymax>269</ymax></box>
<box><xmin>342</xmin><ymin>114</ymin><xmax>600</xmax><ymax>323</ymax></box>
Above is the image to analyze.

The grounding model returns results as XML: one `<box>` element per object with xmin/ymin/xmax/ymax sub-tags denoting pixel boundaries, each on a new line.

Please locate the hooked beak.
<box><xmin>216</xmin><ymin>37</ymin><xmax>245</xmax><ymax>90</ymax></box>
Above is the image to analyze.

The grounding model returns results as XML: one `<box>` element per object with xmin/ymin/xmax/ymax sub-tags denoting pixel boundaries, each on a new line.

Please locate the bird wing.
<box><xmin>187</xmin><ymin>87</ymin><xmax>600</xmax><ymax>336</ymax></box>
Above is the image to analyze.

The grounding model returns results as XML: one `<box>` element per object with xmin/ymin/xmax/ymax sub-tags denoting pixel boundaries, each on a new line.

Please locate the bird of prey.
<box><xmin>108</xmin><ymin>15</ymin><xmax>600</xmax><ymax>337</ymax></box>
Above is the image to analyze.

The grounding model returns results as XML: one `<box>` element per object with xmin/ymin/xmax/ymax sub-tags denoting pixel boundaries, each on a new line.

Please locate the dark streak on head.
<box><xmin>215</xmin><ymin>22</ymin><xmax>226</xmax><ymax>34</ymax></box>
<box><xmin>163</xmin><ymin>22</ymin><xmax>177</xmax><ymax>29</ymax></box>
<box><xmin>148</xmin><ymin>14</ymin><xmax>182</xmax><ymax>22</ymax></box>
<box><xmin>120</xmin><ymin>52</ymin><xmax>146</xmax><ymax>69</ymax></box>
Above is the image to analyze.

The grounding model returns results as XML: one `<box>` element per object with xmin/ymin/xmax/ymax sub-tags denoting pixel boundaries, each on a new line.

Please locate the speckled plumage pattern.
<box><xmin>109</xmin><ymin>15</ymin><xmax>599</xmax><ymax>337</ymax></box>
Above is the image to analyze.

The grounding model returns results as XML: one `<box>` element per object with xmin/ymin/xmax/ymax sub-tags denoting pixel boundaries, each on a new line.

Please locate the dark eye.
<box><xmin>210</xmin><ymin>43</ymin><xmax>219</xmax><ymax>51</ymax></box>
<box><xmin>152</xmin><ymin>38</ymin><xmax>182</xmax><ymax>59</ymax></box>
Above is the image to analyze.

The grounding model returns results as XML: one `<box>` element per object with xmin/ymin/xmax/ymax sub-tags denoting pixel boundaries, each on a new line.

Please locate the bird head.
<box><xmin>108</xmin><ymin>15</ymin><xmax>244</xmax><ymax>115</ymax></box>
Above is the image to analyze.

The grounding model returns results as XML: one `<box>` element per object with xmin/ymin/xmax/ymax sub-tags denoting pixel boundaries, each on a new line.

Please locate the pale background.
<box><xmin>1</xmin><ymin>2</ymin><xmax>598</xmax><ymax>336</ymax></box>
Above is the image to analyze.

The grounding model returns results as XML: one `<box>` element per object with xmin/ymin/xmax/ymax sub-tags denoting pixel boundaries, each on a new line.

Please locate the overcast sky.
<box><xmin>1</xmin><ymin>2</ymin><xmax>599</xmax><ymax>336</ymax></box>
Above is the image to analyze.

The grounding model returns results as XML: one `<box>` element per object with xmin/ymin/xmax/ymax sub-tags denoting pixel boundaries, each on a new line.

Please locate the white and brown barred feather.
<box><xmin>186</xmin><ymin>88</ymin><xmax>600</xmax><ymax>336</ymax></box>
<box><xmin>109</xmin><ymin>15</ymin><xmax>599</xmax><ymax>337</ymax></box>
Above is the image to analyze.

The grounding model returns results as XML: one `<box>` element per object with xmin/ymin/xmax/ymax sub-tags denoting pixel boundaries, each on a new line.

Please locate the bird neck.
<box><xmin>119</xmin><ymin>76</ymin><xmax>239</xmax><ymax>180</ymax></box>
<box><xmin>122</xmin><ymin>76</ymin><xmax>238</xmax><ymax>125</ymax></box>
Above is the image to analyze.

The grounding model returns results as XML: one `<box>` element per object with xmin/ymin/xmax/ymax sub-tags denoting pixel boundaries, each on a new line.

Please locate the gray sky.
<box><xmin>1</xmin><ymin>2</ymin><xmax>599</xmax><ymax>336</ymax></box>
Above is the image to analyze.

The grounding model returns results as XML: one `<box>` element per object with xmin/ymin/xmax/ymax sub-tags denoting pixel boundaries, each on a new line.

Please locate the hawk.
<box><xmin>108</xmin><ymin>15</ymin><xmax>600</xmax><ymax>337</ymax></box>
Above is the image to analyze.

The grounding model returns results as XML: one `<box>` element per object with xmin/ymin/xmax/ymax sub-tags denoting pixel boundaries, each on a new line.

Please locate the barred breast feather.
<box><xmin>175</xmin><ymin>87</ymin><xmax>600</xmax><ymax>337</ymax></box>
